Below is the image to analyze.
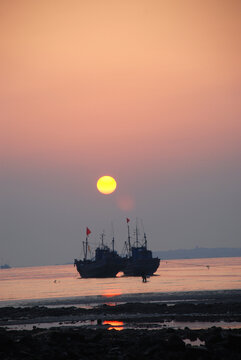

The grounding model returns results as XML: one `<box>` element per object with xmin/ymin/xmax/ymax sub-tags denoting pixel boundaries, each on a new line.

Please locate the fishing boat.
<box><xmin>74</xmin><ymin>227</ymin><xmax>125</xmax><ymax>278</ymax></box>
<box><xmin>0</xmin><ymin>264</ymin><xmax>11</xmax><ymax>269</ymax></box>
<box><xmin>122</xmin><ymin>219</ymin><xmax>160</xmax><ymax>276</ymax></box>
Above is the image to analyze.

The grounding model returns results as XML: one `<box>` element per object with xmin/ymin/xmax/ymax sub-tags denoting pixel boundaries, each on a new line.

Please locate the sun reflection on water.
<box><xmin>102</xmin><ymin>290</ymin><xmax>122</xmax><ymax>298</ymax></box>
<box><xmin>103</xmin><ymin>320</ymin><xmax>124</xmax><ymax>331</ymax></box>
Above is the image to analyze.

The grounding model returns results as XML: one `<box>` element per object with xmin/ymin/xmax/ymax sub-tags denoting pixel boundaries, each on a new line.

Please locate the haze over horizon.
<box><xmin>1</xmin><ymin>0</ymin><xmax>241</xmax><ymax>267</ymax></box>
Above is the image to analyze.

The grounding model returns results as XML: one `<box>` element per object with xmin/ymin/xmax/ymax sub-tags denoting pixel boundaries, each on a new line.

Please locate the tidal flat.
<box><xmin>1</xmin><ymin>293</ymin><xmax>241</xmax><ymax>359</ymax></box>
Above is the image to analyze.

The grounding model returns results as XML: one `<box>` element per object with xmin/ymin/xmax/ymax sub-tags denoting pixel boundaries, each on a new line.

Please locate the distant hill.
<box><xmin>154</xmin><ymin>247</ymin><xmax>241</xmax><ymax>260</ymax></box>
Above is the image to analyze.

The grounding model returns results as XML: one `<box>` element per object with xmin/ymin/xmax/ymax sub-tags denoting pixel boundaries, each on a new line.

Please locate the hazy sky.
<box><xmin>1</xmin><ymin>0</ymin><xmax>241</xmax><ymax>267</ymax></box>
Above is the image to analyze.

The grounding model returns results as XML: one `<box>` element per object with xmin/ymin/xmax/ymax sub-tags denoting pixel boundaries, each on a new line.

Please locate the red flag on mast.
<box><xmin>126</xmin><ymin>218</ymin><xmax>130</xmax><ymax>223</ymax></box>
<box><xmin>86</xmin><ymin>227</ymin><xmax>91</xmax><ymax>236</ymax></box>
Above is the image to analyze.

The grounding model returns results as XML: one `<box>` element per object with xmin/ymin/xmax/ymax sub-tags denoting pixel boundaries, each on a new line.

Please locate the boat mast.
<box><xmin>126</xmin><ymin>218</ymin><xmax>131</xmax><ymax>256</ymax></box>
<box><xmin>135</xmin><ymin>219</ymin><xmax>139</xmax><ymax>247</ymax></box>
<box><xmin>111</xmin><ymin>221</ymin><xmax>115</xmax><ymax>252</ymax></box>
<box><xmin>84</xmin><ymin>227</ymin><xmax>91</xmax><ymax>260</ymax></box>
<box><xmin>144</xmin><ymin>232</ymin><xmax>147</xmax><ymax>248</ymax></box>
<box><xmin>141</xmin><ymin>219</ymin><xmax>147</xmax><ymax>248</ymax></box>
<box><xmin>112</xmin><ymin>236</ymin><xmax>114</xmax><ymax>252</ymax></box>
<box><xmin>85</xmin><ymin>236</ymin><xmax>88</xmax><ymax>260</ymax></box>
<box><xmin>101</xmin><ymin>232</ymin><xmax>104</xmax><ymax>247</ymax></box>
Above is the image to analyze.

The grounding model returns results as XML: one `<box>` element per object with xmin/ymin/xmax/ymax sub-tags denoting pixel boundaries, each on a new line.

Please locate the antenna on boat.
<box><xmin>126</xmin><ymin>218</ymin><xmax>131</xmax><ymax>256</ymax></box>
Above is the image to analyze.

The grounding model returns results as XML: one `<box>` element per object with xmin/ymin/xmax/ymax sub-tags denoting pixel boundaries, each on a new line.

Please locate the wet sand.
<box><xmin>1</xmin><ymin>290</ymin><xmax>241</xmax><ymax>359</ymax></box>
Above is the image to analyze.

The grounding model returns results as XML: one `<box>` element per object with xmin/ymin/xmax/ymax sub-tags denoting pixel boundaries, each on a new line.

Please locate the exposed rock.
<box><xmin>1</xmin><ymin>300</ymin><xmax>241</xmax><ymax>359</ymax></box>
<box><xmin>0</xmin><ymin>327</ymin><xmax>241</xmax><ymax>359</ymax></box>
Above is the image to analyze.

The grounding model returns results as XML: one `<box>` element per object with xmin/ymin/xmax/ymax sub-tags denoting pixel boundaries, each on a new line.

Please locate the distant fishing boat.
<box><xmin>0</xmin><ymin>264</ymin><xmax>11</xmax><ymax>269</ymax></box>
<box><xmin>122</xmin><ymin>218</ymin><xmax>160</xmax><ymax>276</ymax></box>
<box><xmin>74</xmin><ymin>227</ymin><xmax>125</xmax><ymax>278</ymax></box>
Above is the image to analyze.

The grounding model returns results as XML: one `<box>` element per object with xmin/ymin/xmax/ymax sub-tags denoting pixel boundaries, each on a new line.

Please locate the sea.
<box><xmin>1</xmin><ymin>257</ymin><xmax>241</xmax><ymax>308</ymax></box>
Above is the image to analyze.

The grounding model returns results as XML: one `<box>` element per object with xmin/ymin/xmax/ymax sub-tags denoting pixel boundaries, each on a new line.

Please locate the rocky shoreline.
<box><xmin>1</xmin><ymin>299</ymin><xmax>241</xmax><ymax>359</ymax></box>
<box><xmin>1</xmin><ymin>325</ymin><xmax>241</xmax><ymax>359</ymax></box>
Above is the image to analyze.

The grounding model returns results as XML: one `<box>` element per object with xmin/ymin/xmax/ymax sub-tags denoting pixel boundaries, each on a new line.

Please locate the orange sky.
<box><xmin>1</xmin><ymin>0</ymin><xmax>241</xmax><ymax>172</ymax></box>
<box><xmin>1</xmin><ymin>0</ymin><xmax>241</xmax><ymax>265</ymax></box>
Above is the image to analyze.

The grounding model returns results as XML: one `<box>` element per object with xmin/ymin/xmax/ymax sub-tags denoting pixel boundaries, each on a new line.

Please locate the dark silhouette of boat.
<box><xmin>0</xmin><ymin>264</ymin><xmax>11</xmax><ymax>269</ymax></box>
<box><xmin>122</xmin><ymin>219</ymin><xmax>160</xmax><ymax>276</ymax></box>
<box><xmin>74</xmin><ymin>228</ymin><xmax>125</xmax><ymax>278</ymax></box>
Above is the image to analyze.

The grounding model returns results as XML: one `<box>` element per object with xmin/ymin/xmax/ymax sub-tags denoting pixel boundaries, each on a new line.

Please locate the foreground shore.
<box><xmin>1</xmin><ymin>291</ymin><xmax>241</xmax><ymax>359</ymax></box>
<box><xmin>1</xmin><ymin>326</ymin><xmax>241</xmax><ymax>360</ymax></box>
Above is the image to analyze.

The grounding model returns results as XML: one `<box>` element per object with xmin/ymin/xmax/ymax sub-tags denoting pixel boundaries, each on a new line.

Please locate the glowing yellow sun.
<box><xmin>97</xmin><ymin>176</ymin><xmax>117</xmax><ymax>195</ymax></box>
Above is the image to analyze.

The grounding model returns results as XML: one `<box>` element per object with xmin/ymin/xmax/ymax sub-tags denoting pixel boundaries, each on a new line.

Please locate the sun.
<box><xmin>97</xmin><ymin>176</ymin><xmax>117</xmax><ymax>195</ymax></box>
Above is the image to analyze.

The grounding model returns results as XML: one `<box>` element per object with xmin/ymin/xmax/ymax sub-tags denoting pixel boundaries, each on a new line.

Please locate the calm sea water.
<box><xmin>1</xmin><ymin>257</ymin><xmax>241</xmax><ymax>307</ymax></box>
